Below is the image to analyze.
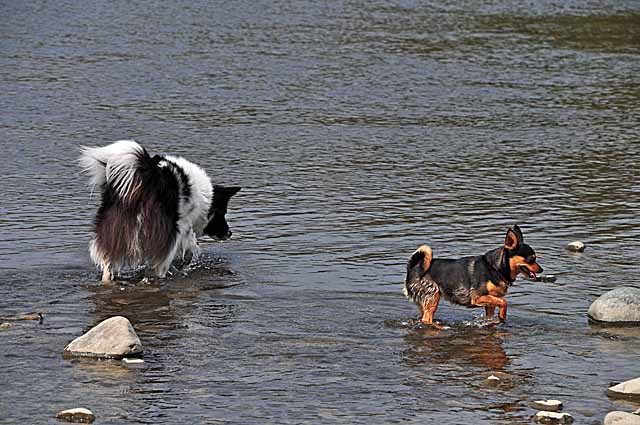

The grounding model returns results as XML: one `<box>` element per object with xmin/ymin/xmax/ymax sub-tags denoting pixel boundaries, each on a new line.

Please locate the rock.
<box><xmin>607</xmin><ymin>377</ymin><xmax>640</xmax><ymax>401</ymax></box>
<box><xmin>122</xmin><ymin>358</ymin><xmax>145</xmax><ymax>368</ymax></box>
<box><xmin>63</xmin><ymin>316</ymin><xmax>142</xmax><ymax>359</ymax></box>
<box><xmin>529</xmin><ymin>400</ymin><xmax>563</xmax><ymax>412</ymax></box>
<box><xmin>533</xmin><ymin>411</ymin><xmax>574</xmax><ymax>424</ymax></box>
<box><xmin>588</xmin><ymin>288</ymin><xmax>640</xmax><ymax>324</ymax></box>
<box><xmin>55</xmin><ymin>408</ymin><xmax>95</xmax><ymax>423</ymax></box>
<box><xmin>566</xmin><ymin>241</ymin><xmax>586</xmax><ymax>252</ymax></box>
<box><xmin>20</xmin><ymin>312</ymin><xmax>43</xmax><ymax>322</ymax></box>
<box><xmin>0</xmin><ymin>322</ymin><xmax>12</xmax><ymax>329</ymax></box>
<box><xmin>533</xmin><ymin>275</ymin><xmax>558</xmax><ymax>283</ymax></box>
<box><xmin>604</xmin><ymin>411</ymin><xmax>640</xmax><ymax>425</ymax></box>
<box><xmin>485</xmin><ymin>374</ymin><xmax>500</xmax><ymax>386</ymax></box>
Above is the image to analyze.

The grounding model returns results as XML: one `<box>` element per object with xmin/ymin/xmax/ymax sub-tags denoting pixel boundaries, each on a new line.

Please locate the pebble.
<box><xmin>588</xmin><ymin>288</ymin><xmax>640</xmax><ymax>324</ymax></box>
<box><xmin>533</xmin><ymin>275</ymin><xmax>558</xmax><ymax>283</ymax></box>
<box><xmin>529</xmin><ymin>400</ymin><xmax>563</xmax><ymax>412</ymax></box>
<box><xmin>122</xmin><ymin>358</ymin><xmax>145</xmax><ymax>368</ymax></box>
<box><xmin>63</xmin><ymin>316</ymin><xmax>143</xmax><ymax>359</ymax></box>
<box><xmin>55</xmin><ymin>408</ymin><xmax>95</xmax><ymax>423</ymax></box>
<box><xmin>566</xmin><ymin>241</ymin><xmax>586</xmax><ymax>252</ymax></box>
<box><xmin>607</xmin><ymin>377</ymin><xmax>640</xmax><ymax>401</ymax></box>
<box><xmin>604</xmin><ymin>411</ymin><xmax>640</xmax><ymax>425</ymax></box>
<box><xmin>533</xmin><ymin>411</ymin><xmax>574</xmax><ymax>424</ymax></box>
<box><xmin>485</xmin><ymin>375</ymin><xmax>500</xmax><ymax>386</ymax></box>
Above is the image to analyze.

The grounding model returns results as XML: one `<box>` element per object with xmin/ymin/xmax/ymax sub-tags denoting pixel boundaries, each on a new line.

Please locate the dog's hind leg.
<box><xmin>419</xmin><ymin>287</ymin><xmax>441</xmax><ymax>325</ymax></box>
<box><xmin>101</xmin><ymin>262</ymin><xmax>113</xmax><ymax>284</ymax></box>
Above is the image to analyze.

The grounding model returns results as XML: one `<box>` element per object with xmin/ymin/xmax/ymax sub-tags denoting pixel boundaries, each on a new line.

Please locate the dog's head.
<box><xmin>203</xmin><ymin>185</ymin><xmax>241</xmax><ymax>240</ymax></box>
<box><xmin>503</xmin><ymin>225</ymin><xmax>543</xmax><ymax>280</ymax></box>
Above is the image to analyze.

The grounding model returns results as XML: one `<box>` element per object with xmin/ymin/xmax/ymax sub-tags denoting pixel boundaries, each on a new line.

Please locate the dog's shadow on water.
<box><xmin>82</xmin><ymin>254</ymin><xmax>245</xmax><ymax>336</ymax></box>
<box><xmin>393</xmin><ymin>316</ymin><xmax>511</xmax><ymax>372</ymax></box>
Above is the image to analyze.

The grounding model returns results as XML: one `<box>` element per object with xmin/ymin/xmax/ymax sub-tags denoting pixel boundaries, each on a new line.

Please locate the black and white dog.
<box><xmin>80</xmin><ymin>140</ymin><xmax>240</xmax><ymax>282</ymax></box>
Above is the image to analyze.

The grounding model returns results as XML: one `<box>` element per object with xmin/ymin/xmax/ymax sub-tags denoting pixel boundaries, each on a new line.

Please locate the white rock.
<box><xmin>608</xmin><ymin>377</ymin><xmax>640</xmax><ymax>401</ymax></box>
<box><xmin>566</xmin><ymin>241</ymin><xmax>585</xmax><ymax>252</ymax></box>
<box><xmin>64</xmin><ymin>316</ymin><xmax>142</xmax><ymax>359</ymax></box>
<box><xmin>529</xmin><ymin>400</ymin><xmax>563</xmax><ymax>412</ymax></box>
<box><xmin>533</xmin><ymin>411</ymin><xmax>573</xmax><ymax>424</ymax></box>
<box><xmin>589</xmin><ymin>288</ymin><xmax>640</xmax><ymax>324</ymax></box>
<box><xmin>55</xmin><ymin>407</ymin><xmax>95</xmax><ymax>423</ymax></box>
<box><xmin>604</xmin><ymin>411</ymin><xmax>640</xmax><ymax>425</ymax></box>
<box><xmin>122</xmin><ymin>358</ymin><xmax>145</xmax><ymax>367</ymax></box>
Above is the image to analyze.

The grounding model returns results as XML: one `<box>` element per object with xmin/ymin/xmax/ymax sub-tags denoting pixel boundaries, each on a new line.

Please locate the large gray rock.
<box><xmin>604</xmin><ymin>411</ymin><xmax>640</xmax><ymax>425</ymax></box>
<box><xmin>64</xmin><ymin>316</ymin><xmax>142</xmax><ymax>359</ymax></box>
<box><xmin>608</xmin><ymin>378</ymin><xmax>640</xmax><ymax>401</ymax></box>
<box><xmin>588</xmin><ymin>287</ymin><xmax>640</xmax><ymax>324</ymax></box>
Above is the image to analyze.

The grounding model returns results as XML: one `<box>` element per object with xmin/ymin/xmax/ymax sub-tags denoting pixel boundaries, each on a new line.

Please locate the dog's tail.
<box><xmin>79</xmin><ymin>140</ymin><xmax>148</xmax><ymax>200</ymax></box>
<box><xmin>404</xmin><ymin>245</ymin><xmax>433</xmax><ymax>299</ymax></box>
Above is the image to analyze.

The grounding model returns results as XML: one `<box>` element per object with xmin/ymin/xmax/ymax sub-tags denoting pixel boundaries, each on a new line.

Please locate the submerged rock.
<box><xmin>55</xmin><ymin>408</ymin><xmax>95</xmax><ymax>423</ymax></box>
<box><xmin>533</xmin><ymin>411</ymin><xmax>573</xmax><ymax>424</ymax></box>
<box><xmin>566</xmin><ymin>241</ymin><xmax>586</xmax><ymax>252</ymax></box>
<box><xmin>608</xmin><ymin>377</ymin><xmax>640</xmax><ymax>401</ymax></box>
<box><xmin>604</xmin><ymin>411</ymin><xmax>640</xmax><ymax>425</ymax></box>
<box><xmin>588</xmin><ymin>288</ymin><xmax>640</xmax><ymax>324</ymax></box>
<box><xmin>64</xmin><ymin>316</ymin><xmax>142</xmax><ymax>359</ymax></box>
<box><xmin>529</xmin><ymin>400</ymin><xmax>563</xmax><ymax>412</ymax></box>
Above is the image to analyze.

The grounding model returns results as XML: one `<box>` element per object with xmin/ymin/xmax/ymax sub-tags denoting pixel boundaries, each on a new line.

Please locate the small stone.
<box><xmin>20</xmin><ymin>312</ymin><xmax>43</xmax><ymax>322</ymax></box>
<box><xmin>604</xmin><ymin>411</ymin><xmax>640</xmax><ymax>425</ymax></box>
<box><xmin>122</xmin><ymin>358</ymin><xmax>145</xmax><ymax>367</ymax></box>
<box><xmin>566</xmin><ymin>241</ymin><xmax>585</xmax><ymax>252</ymax></box>
<box><xmin>533</xmin><ymin>411</ymin><xmax>573</xmax><ymax>424</ymax></box>
<box><xmin>0</xmin><ymin>322</ymin><xmax>12</xmax><ymax>329</ymax></box>
<box><xmin>55</xmin><ymin>408</ymin><xmax>95</xmax><ymax>423</ymax></box>
<box><xmin>63</xmin><ymin>316</ymin><xmax>143</xmax><ymax>359</ymax></box>
<box><xmin>588</xmin><ymin>288</ymin><xmax>640</xmax><ymax>324</ymax></box>
<box><xmin>485</xmin><ymin>375</ymin><xmax>500</xmax><ymax>386</ymax></box>
<box><xmin>529</xmin><ymin>400</ymin><xmax>563</xmax><ymax>412</ymax></box>
<box><xmin>607</xmin><ymin>377</ymin><xmax>640</xmax><ymax>401</ymax></box>
<box><xmin>533</xmin><ymin>275</ymin><xmax>558</xmax><ymax>283</ymax></box>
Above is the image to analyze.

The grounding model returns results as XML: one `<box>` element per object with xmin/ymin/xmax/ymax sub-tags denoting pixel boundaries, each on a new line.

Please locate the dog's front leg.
<box><xmin>473</xmin><ymin>295</ymin><xmax>508</xmax><ymax>321</ymax></box>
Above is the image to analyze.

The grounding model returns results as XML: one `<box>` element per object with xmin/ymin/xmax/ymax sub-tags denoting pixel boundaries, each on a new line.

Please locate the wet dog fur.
<box><xmin>404</xmin><ymin>225</ymin><xmax>543</xmax><ymax>326</ymax></box>
<box><xmin>80</xmin><ymin>140</ymin><xmax>240</xmax><ymax>282</ymax></box>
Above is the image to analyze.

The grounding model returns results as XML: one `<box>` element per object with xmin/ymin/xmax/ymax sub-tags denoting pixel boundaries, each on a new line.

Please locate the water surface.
<box><xmin>2</xmin><ymin>1</ymin><xmax>640</xmax><ymax>423</ymax></box>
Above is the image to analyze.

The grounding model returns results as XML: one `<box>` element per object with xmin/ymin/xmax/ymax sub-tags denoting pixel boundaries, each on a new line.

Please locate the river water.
<box><xmin>1</xmin><ymin>1</ymin><xmax>640</xmax><ymax>423</ymax></box>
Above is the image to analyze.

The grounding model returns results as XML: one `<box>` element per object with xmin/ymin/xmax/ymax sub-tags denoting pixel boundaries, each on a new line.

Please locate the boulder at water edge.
<box><xmin>608</xmin><ymin>378</ymin><xmax>640</xmax><ymax>401</ymax></box>
<box><xmin>588</xmin><ymin>287</ymin><xmax>640</xmax><ymax>324</ymax></box>
<box><xmin>63</xmin><ymin>316</ymin><xmax>142</xmax><ymax>359</ymax></box>
<box><xmin>604</xmin><ymin>411</ymin><xmax>640</xmax><ymax>425</ymax></box>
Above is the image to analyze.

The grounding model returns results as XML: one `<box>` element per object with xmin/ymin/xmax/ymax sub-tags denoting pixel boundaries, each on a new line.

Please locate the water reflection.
<box><xmin>403</xmin><ymin>326</ymin><xmax>510</xmax><ymax>372</ymax></box>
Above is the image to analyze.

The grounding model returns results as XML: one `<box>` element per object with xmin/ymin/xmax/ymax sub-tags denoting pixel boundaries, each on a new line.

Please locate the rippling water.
<box><xmin>2</xmin><ymin>1</ymin><xmax>640</xmax><ymax>423</ymax></box>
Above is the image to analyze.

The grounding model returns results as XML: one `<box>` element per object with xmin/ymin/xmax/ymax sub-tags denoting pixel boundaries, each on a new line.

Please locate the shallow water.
<box><xmin>2</xmin><ymin>1</ymin><xmax>640</xmax><ymax>423</ymax></box>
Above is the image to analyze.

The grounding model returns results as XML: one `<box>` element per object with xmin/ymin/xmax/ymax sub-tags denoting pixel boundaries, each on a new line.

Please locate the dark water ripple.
<box><xmin>2</xmin><ymin>0</ymin><xmax>640</xmax><ymax>424</ymax></box>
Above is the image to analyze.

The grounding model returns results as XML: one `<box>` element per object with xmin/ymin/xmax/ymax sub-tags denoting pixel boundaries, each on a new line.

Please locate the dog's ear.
<box><xmin>512</xmin><ymin>224</ymin><xmax>524</xmax><ymax>242</ymax></box>
<box><xmin>504</xmin><ymin>227</ymin><xmax>520</xmax><ymax>250</ymax></box>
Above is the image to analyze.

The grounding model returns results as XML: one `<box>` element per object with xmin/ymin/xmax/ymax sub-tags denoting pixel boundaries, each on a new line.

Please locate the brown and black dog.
<box><xmin>404</xmin><ymin>225</ymin><xmax>543</xmax><ymax>326</ymax></box>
